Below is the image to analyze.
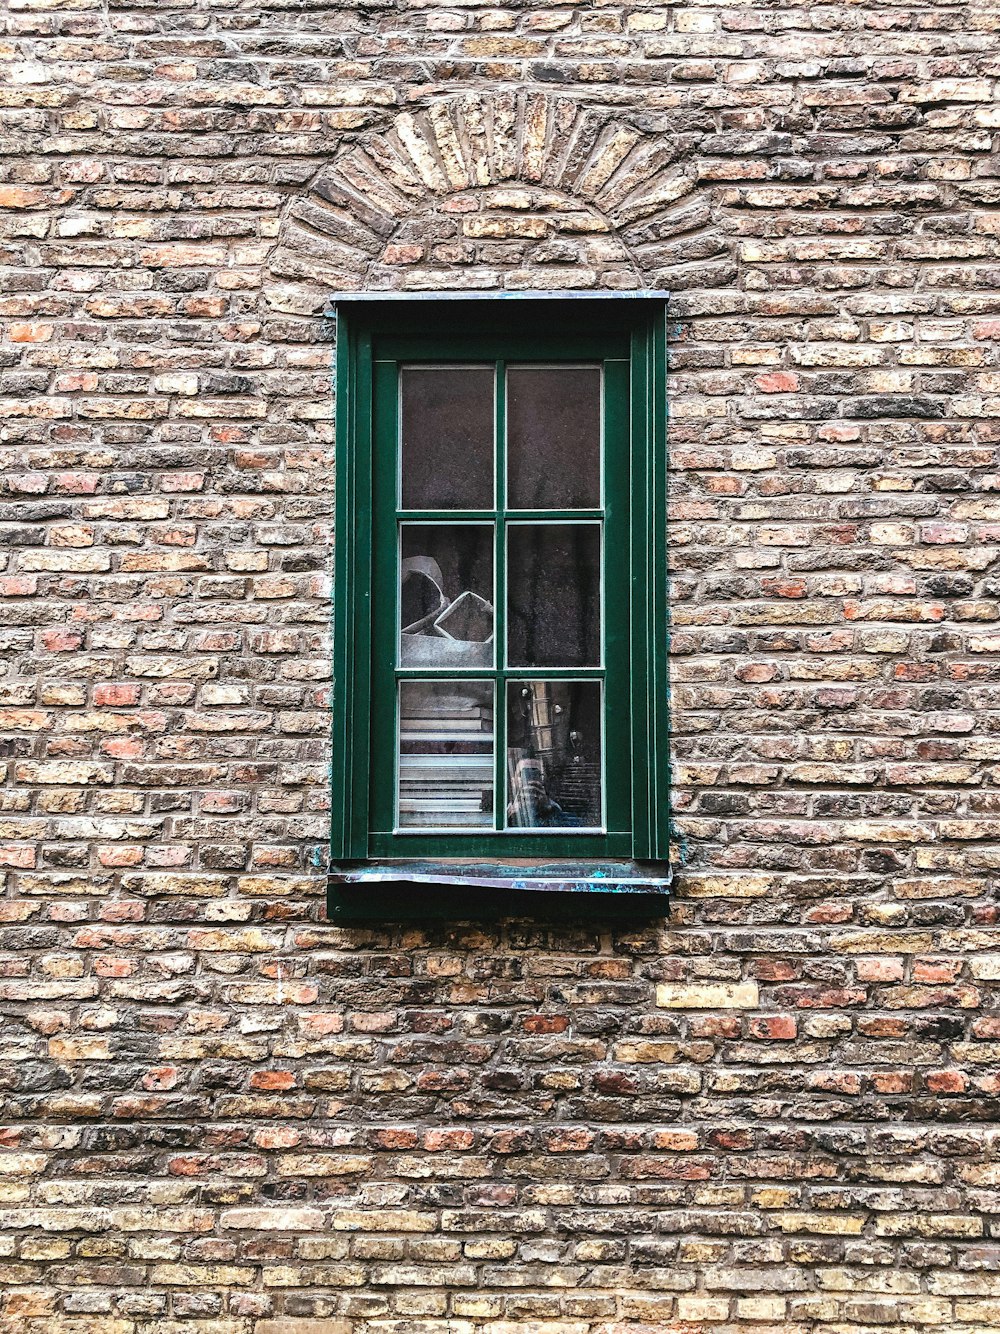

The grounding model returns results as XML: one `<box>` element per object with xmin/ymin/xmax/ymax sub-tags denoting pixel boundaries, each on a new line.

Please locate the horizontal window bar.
<box><xmin>396</xmin><ymin>510</ymin><xmax>605</xmax><ymax>521</ymax></box>
<box><xmin>390</xmin><ymin>826</ymin><xmax>607</xmax><ymax>836</ymax></box>
<box><xmin>397</xmin><ymin>509</ymin><xmax>495</xmax><ymax>522</ymax></box>
<box><xmin>395</xmin><ymin>667</ymin><xmax>604</xmax><ymax>677</ymax></box>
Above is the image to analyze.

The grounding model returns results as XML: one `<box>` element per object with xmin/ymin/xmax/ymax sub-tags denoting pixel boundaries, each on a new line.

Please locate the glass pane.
<box><xmin>400</xmin><ymin>367</ymin><xmax>494</xmax><ymax>510</ymax></box>
<box><xmin>400</xmin><ymin>525</ymin><xmax>493</xmax><ymax>669</ymax></box>
<box><xmin>506</xmin><ymin>523</ymin><xmax>601</xmax><ymax>668</ymax></box>
<box><xmin>398</xmin><ymin>681</ymin><xmax>494</xmax><ymax>830</ymax></box>
<box><xmin>507</xmin><ymin>681</ymin><xmax>602</xmax><ymax>830</ymax></box>
<box><xmin>507</xmin><ymin>366</ymin><xmax>601</xmax><ymax>510</ymax></box>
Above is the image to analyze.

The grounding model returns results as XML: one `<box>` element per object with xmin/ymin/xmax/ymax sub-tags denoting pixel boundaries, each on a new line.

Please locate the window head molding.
<box><xmin>328</xmin><ymin>294</ymin><xmax>670</xmax><ymax>911</ymax></box>
<box><xmin>326</xmin><ymin>289</ymin><xmax>673</xmax><ymax>304</ymax></box>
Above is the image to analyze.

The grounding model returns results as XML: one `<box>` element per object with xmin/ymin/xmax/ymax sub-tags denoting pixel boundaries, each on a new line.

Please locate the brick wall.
<box><xmin>2</xmin><ymin>2</ymin><xmax>1000</xmax><ymax>1331</ymax></box>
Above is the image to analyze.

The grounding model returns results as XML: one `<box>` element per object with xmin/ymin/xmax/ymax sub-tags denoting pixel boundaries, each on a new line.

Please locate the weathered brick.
<box><xmin>656</xmin><ymin>983</ymin><xmax>760</xmax><ymax>1010</ymax></box>
<box><xmin>1</xmin><ymin>22</ymin><xmax>998</xmax><ymax>1334</ymax></box>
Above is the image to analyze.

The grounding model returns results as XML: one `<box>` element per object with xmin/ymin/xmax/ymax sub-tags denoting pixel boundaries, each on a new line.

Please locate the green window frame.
<box><xmin>329</xmin><ymin>295</ymin><xmax>670</xmax><ymax>897</ymax></box>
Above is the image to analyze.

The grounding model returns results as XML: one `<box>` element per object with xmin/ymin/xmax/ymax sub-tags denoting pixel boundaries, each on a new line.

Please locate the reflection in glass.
<box><xmin>398</xmin><ymin>682</ymin><xmax>494</xmax><ymax>830</ymax></box>
<box><xmin>400</xmin><ymin>367</ymin><xmax>494</xmax><ymax>510</ymax></box>
<box><xmin>507</xmin><ymin>366</ymin><xmax>601</xmax><ymax>510</ymax></box>
<box><xmin>506</xmin><ymin>681</ymin><xmax>602</xmax><ymax>830</ymax></box>
<box><xmin>400</xmin><ymin>525</ymin><xmax>493</xmax><ymax>668</ymax></box>
<box><xmin>507</xmin><ymin>523</ymin><xmax>601</xmax><ymax>668</ymax></box>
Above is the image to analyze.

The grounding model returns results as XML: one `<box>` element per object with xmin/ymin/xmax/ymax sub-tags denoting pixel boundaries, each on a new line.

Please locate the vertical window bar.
<box><xmin>494</xmin><ymin>358</ymin><xmax>506</xmax><ymax>832</ymax></box>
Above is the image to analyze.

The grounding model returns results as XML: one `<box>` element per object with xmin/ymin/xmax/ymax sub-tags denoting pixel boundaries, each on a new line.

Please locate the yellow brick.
<box><xmin>656</xmin><ymin>982</ymin><xmax>759</xmax><ymax>1009</ymax></box>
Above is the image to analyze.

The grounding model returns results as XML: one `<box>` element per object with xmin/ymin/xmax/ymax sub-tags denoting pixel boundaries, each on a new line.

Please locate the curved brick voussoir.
<box><xmin>264</xmin><ymin>90</ymin><xmax>733</xmax><ymax>311</ymax></box>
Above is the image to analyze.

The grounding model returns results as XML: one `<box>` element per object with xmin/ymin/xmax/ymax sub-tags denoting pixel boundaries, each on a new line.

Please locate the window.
<box><xmin>329</xmin><ymin>295</ymin><xmax>670</xmax><ymax>904</ymax></box>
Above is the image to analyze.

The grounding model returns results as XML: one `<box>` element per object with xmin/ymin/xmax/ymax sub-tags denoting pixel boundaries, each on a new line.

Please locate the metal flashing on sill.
<box><xmin>325</xmin><ymin>289</ymin><xmax>671</xmax><ymax>312</ymax></box>
<box><xmin>329</xmin><ymin>859</ymin><xmax>672</xmax><ymax>896</ymax></box>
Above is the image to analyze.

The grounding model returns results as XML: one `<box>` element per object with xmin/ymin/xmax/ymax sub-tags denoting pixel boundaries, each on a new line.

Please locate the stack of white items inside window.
<box><xmin>398</xmin><ymin>683</ymin><xmax>493</xmax><ymax>829</ymax></box>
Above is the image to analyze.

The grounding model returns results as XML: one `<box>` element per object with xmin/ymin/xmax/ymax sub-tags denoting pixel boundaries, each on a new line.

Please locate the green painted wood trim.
<box><xmin>369</xmin><ymin>357</ymin><xmax>400</xmax><ymax>845</ymax></box>
<box><xmin>602</xmin><ymin>355</ymin><xmax>633</xmax><ymax>841</ymax></box>
<box><xmin>376</xmin><ymin>333</ymin><xmax>630</xmax><ymax>361</ymax></box>
<box><xmin>629</xmin><ymin>308</ymin><xmax>671</xmax><ymax>861</ymax></box>
<box><xmin>330</xmin><ymin>310</ymin><xmax>374</xmax><ymax>861</ymax></box>
<box><xmin>649</xmin><ymin>304</ymin><xmax>671</xmax><ymax>862</ymax></box>
<box><xmin>329</xmin><ymin>300</ymin><xmax>670</xmax><ymax>884</ymax></box>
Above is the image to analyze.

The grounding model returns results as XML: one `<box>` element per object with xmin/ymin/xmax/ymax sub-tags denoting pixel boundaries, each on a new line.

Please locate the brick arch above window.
<box><xmin>263</xmin><ymin>91</ymin><xmax>736</xmax><ymax>314</ymax></box>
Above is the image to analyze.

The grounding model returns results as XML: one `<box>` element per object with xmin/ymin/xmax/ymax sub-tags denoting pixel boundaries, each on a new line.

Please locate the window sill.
<box><xmin>327</xmin><ymin>859</ymin><xmax>671</xmax><ymax>922</ymax></box>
